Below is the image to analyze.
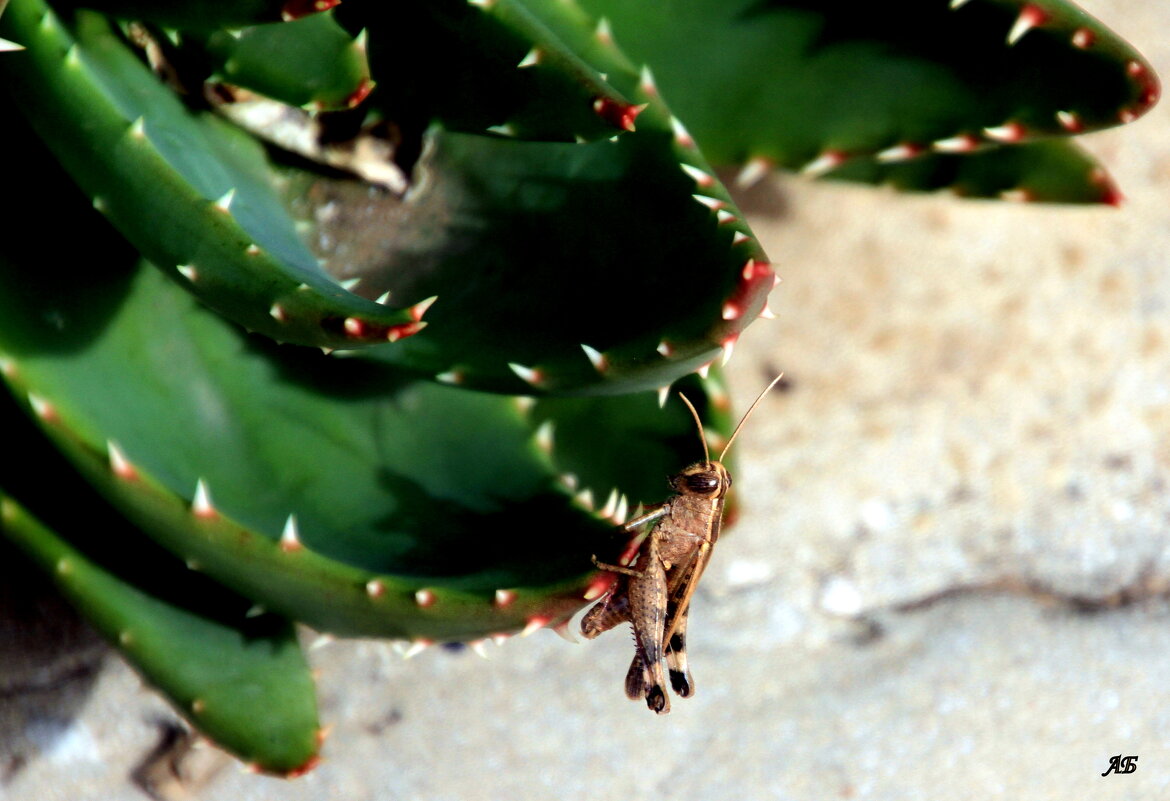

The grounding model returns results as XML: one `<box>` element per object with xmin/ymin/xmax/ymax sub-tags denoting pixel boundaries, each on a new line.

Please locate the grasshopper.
<box><xmin>581</xmin><ymin>375</ymin><xmax>783</xmax><ymax>714</ymax></box>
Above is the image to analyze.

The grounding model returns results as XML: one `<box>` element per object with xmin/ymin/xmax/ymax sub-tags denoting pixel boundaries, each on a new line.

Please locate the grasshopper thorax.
<box><xmin>670</xmin><ymin>461</ymin><xmax>732</xmax><ymax>499</ymax></box>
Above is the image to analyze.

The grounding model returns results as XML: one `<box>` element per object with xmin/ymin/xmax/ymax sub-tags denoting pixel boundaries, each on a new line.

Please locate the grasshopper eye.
<box><xmin>684</xmin><ymin>474</ymin><xmax>720</xmax><ymax>494</ymax></box>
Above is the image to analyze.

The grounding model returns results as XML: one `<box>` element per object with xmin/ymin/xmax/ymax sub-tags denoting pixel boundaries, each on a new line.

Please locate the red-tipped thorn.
<box><xmin>999</xmin><ymin>189</ymin><xmax>1033</xmax><ymax>203</ymax></box>
<box><xmin>593</xmin><ymin>97</ymin><xmax>646</xmax><ymax>132</ymax></box>
<box><xmin>508</xmin><ymin>362</ymin><xmax>544</xmax><ymax>387</ymax></box>
<box><xmin>409</xmin><ymin>295</ymin><xmax>437</xmax><ymax>321</ymax></box>
<box><xmin>720</xmin><ymin>334</ymin><xmax>739</xmax><ymax>367</ymax></box>
<box><xmin>599</xmin><ymin>488</ymin><xmax>619</xmax><ymax>519</ymax></box>
<box><xmin>670</xmin><ymin>117</ymin><xmax>694</xmax><ymax>148</ymax></box>
<box><xmin>521</xmin><ymin>615</ymin><xmax>551</xmax><ymax>637</ymax></box>
<box><xmin>385</xmin><ymin>321</ymin><xmax>426</xmax><ymax>342</ymax></box>
<box><xmin>801</xmin><ymin>149</ymin><xmax>846</xmax><ymax>176</ymax></box>
<box><xmin>494</xmin><ymin>589</ymin><xmax>517</xmax><ymax>608</ymax></box>
<box><xmin>108</xmin><ymin>441</ymin><xmax>138</xmax><ymax>480</ymax></box>
<box><xmin>614</xmin><ymin>494</ymin><xmax>629</xmax><ymax>525</ymax></box>
<box><xmin>534</xmin><ymin>419</ymin><xmax>554</xmax><ymax>453</ymax></box>
<box><xmin>580</xmin><ymin>343</ymin><xmax>608</xmax><ymax>372</ymax></box>
<box><xmin>932</xmin><ymin>134</ymin><xmax>979</xmax><ymax>153</ymax></box>
<box><xmin>1072</xmin><ymin>28</ymin><xmax>1095</xmax><ymax>49</ymax></box>
<box><xmin>1007</xmin><ymin>4</ymin><xmax>1048</xmax><ymax>46</ymax></box>
<box><xmin>735</xmin><ymin>157</ymin><xmax>773</xmax><ymax>189</ymax></box>
<box><xmin>402</xmin><ymin>639</ymin><xmax>431</xmax><ymax>659</ymax></box>
<box><xmin>681</xmin><ymin>163</ymin><xmax>715</xmax><ymax>188</ymax></box>
<box><xmin>309</xmin><ymin>634</ymin><xmax>335</xmax><ymax>650</ymax></box>
<box><xmin>280</xmin><ymin>515</ymin><xmax>303</xmax><ymax>552</ymax></box>
<box><xmin>722</xmin><ymin>301</ymin><xmax>742</xmax><ymax>321</ymax></box>
<box><xmin>1055</xmin><ymin>110</ymin><xmax>1083</xmax><ymax>132</ymax></box>
<box><xmin>574</xmin><ymin>488</ymin><xmax>595</xmax><ymax>510</ymax></box>
<box><xmin>192</xmin><ymin>480</ymin><xmax>216</xmax><ymax>519</ymax></box>
<box><xmin>344</xmin><ymin>78</ymin><xmax>374</xmax><ymax>109</ymax></box>
<box><xmin>281</xmin><ymin>0</ymin><xmax>339</xmax><ymax>20</ymax></box>
<box><xmin>639</xmin><ymin>65</ymin><xmax>658</xmax><ymax>96</ymax></box>
<box><xmin>1090</xmin><ymin>168</ymin><xmax>1124</xmax><ymax>206</ymax></box>
<box><xmin>983</xmin><ymin>122</ymin><xmax>1025</xmax><ymax>143</ymax></box>
<box><xmin>415</xmin><ymin>589</ymin><xmax>436</xmax><ymax>608</ymax></box>
<box><xmin>366</xmin><ymin>579</ymin><xmax>386</xmax><ymax>599</ymax></box>
<box><xmin>742</xmin><ymin>259</ymin><xmax>771</xmax><ymax>281</ymax></box>
<box><xmin>583</xmin><ymin>574</ymin><xmax>614</xmax><ymax>601</ymax></box>
<box><xmin>595</xmin><ymin>17</ymin><xmax>613</xmax><ymax>44</ymax></box>
<box><xmin>316</xmin><ymin>726</ymin><xmax>334</xmax><ymax>748</ymax></box>
<box><xmin>692</xmin><ymin>194</ymin><xmax>726</xmax><ymax>211</ymax></box>
<box><xmin>875</xmin><ymin>142</ymin><xmax>922</xmax><ymax>163</ymax></box>
<box><xmin>213</xmin><ymin>189</ymin><xmax>236</xmax><ymax>213</ymax></box>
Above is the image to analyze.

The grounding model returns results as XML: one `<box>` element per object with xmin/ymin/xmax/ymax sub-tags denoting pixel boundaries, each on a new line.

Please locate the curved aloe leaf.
<box><xmin>290</xmin><ymin>124</ymin><xmax>771</xmax><ymax>394</ymax></box>
<box><xmin>350</xmin><ymin>0</ymin><xmax>644</xmax><ymax>143</ymax></box>
<box><xmin>0</xmin><ymin>241</ymin><xmax>730</xmax><ymax>638</ymax></box>
<box><xmin>825</xmin><ymin>139</ymin><xmax>1121</xmax><ymax>203</ymax></box>
<box><xmin>0</xmin><ymin>495</ymin><xmax>320</xmax><ymax>776</ymax></box>
<box><xmin>579</xmin><ymin>0</ymin><xmax>1158</xmax><ymax>200</ymax></box>
<box><xmin>0</xmin><ymin>1</ymin><xmax>425</xmax><ymax>350</ymax></box>
<box><xmin>49</xmin><ymin>0</ymin><xmax>321</xmax><ymax>29</ymax></box>
<box><xmin>2</xmin><ymin>0</ymin><xmax>771</xmax><ymax>393</ymax></box>
<box><xmin>199</xmin><ymin>11</ymin><xmax>372</xmax><ymax>110</ymax></box>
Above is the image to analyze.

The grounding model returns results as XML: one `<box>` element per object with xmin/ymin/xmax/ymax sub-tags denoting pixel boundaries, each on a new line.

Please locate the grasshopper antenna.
<box><xmin>677</xmin><ymin>392</ymin><xmax>711</xmax><ymax>466</ymax></box>
<box><xmin>717</xmin><ymin>373</ymin><xmax>784</xmax><ymax>462</ymax></box>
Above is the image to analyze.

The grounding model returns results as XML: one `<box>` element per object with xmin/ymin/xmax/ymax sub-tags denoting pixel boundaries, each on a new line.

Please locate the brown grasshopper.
<box><xmin>581</xmin><ymin>375</ymin><xmax>783</xmax><ymax>714</ymax></box>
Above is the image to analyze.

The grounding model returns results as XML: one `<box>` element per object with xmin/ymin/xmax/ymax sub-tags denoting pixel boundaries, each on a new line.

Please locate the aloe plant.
<box><xmin>0</xmin><ymin>0</ymin><xmax>1156</xmax><ymax>775</ymax></box>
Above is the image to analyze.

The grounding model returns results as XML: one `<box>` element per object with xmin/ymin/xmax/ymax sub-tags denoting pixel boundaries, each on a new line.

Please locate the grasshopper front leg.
<box><xmin>581</xmin><ymin>505</ymin><xmax>667</xmax><ymax>637</ymax></box>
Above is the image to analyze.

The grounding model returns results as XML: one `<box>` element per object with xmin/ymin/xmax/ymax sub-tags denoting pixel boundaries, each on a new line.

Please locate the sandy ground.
<box><xmin>3</xmin><ymin>1</ymin><xmax>1170</xmax><ymax>799</ymax></box>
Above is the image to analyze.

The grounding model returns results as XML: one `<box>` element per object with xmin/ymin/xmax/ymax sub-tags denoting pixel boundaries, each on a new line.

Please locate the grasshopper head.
<box><xmin>672</xmin><ymin>374</ymin><xmax>781</xmax><ymax>502</ymax></box>
<box><xmin>671</xmin><ymin>460</ymin><xmax>732</xmax><ymax>499</ymax></box>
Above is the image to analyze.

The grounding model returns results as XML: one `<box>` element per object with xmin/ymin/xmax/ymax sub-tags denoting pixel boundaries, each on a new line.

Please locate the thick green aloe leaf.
<box><xmin>580</xmin><ymin>0</ymin><xmax>1158</xmax><ymax>200</ymax></box>
<box><xmin>0</xmin><ymin>493</ymin><xmax>320</xmax><ymax>775</ymax></box>
<box><xmin>825</xmin><ymin>139</ymin><xmax>1121</xmax><ymax>204</ymax></box>
<box><xmin>0</xmin><ymin>171</ymin><xmax>729</xmax><ymax>639</ymax></box>
<box><xmin>2</xmin><ymin>0</ymin><xmax>771</xmax><ymax>393</ymax></box>
<box><xmin>0</xmin><ymin>0</ymin><xmax>424</xmax><ymax>350</ymax></box>
<box><xmin>49</xmin><ymin>0</ymin><xmax>316</xmax><ymax>29</ymax></box>
<box><xmin>348</xmin><ymin>0</ymin><xmax>644</xmax><ymax>143</ymax></box>
<box><xmin>199</xmin><ymin>11</ymin><xmax>372</xmax><ymax>110</ymax></box>
<box><xmin>289</xmin><ymin>124</ymin><xmax>771</xmax><ymax>394</ymax></box>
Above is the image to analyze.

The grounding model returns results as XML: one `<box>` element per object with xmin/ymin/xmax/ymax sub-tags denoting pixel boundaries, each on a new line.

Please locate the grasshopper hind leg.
<box><xmin>665</xmin><ymin>607</ymin><xmax>695</xmax><ymax>697</ymax></box>
<box><xmin>624</xmin><ymin>652</ymin><xmax>671</xmax><ymax>714</ymax></box>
